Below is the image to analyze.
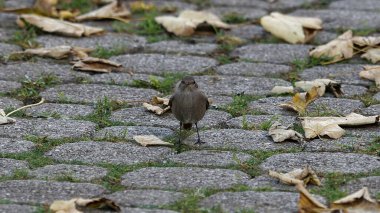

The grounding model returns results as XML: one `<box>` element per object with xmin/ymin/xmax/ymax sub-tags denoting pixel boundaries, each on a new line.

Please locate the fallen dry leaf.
<box><xmin>76</xmin><ymin>0</ymin><xmax>130</xmax><ymax>22</ymax></box>
<box><xmin>271</xmin><ymin>86</ymin><xmax>294</xmax><ymax>95</ymax></box>
<box><xmin>129</xmin><ymin>1</ymin><xmax>156</xmax><ymax>13</ymax></box>
<box><xmin>297</xmin><ymin>184</ymin><xmax>380</xmax><ymax>213</ymax></box>
<box><xmin>268</xmin><ymin>121</ymin><xmax>304</xmax><ymax>143</ymax></box>
<box><xmin>143</xmin><ymin>102</ymin><xmax>170</xmax><ymax>115</ymax></box>
<box><xmin>18</xmin><ymin>14</ymin><xmax>104</xmax><ymax>37</ymax></box>
<box><xmin>352</xmin><ymin>36</ymin><xmax>380</xmax><ymax>47</ymax></box>
<box><xmin>50</xmin><ymin>197</ymin><xmax>120</xmax><ymax>213</ymax></box>
<box><xmin>260</xmin><ymin>12</ymin><xmax>322</xmax><ymax>44</ymax></box>
<box><xmin>279</xmin><ymin>86</ymin><xmax>320</xmax><ymax>114</ymax></box>
<box><xmin>310</xmin><ymin>30</ymin><xmax>353</xmax><ymax>63</ymax></box>
<box><xmin>155</xmin><ymin>10</ymin><xmax>230</xmax><ymax>36</ymax></box>
<box><xmin>72</xmin><ymin>57</ymin><xmax>125</xmax><ymax>73</ymax></box>
<box><xmin>152</xmin><ymin>96</ymin><xmax>169</xmax><ymax>106</ymax></box>
<box><xmin>361</xmin><ymin>47</ymin><xmax>380</xmax><ymax>64</ymax></box>
<box><xmin>133</xmin><ymin>135</ymin><xmax>173</xmax><ymax>147</ymax></box>
<box><xmin>295</xmin><ymin>79</ymin><xmax>343</xmax><ymax>97</ymax></box>
<box><xmin>269</xmin><ymin>165</ymin><xmax>321</xmax><ymax>186</ymax></box>
<box><xmin>0</xmin><ymin>98</ymin><xmax>44</xmax><ymax>125</ymax></box>
<box><xmin>359</xmin><ymin>65</ymin><xmax>380</xmax><ymax>88</ymax></box>
<box><xmin>301</xmin><ymin>113</ymin><xmax>379</xmax><ymax>139</ymax></box>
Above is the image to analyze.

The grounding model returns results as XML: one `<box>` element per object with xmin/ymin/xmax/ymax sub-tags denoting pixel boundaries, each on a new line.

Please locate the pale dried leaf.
<box><xmin>152</xmin><ymin>96</ymin><xmax>169</xmax><ymax>106</ymax></box>
<box><xmin>269</xmin><ymin>170</ymin><xmax>304</xmax><ymax>185</ymax></box>
<box><xmin>23</xmin><ymin>45</ymin><xmax>72</xmax><ymax>59</ymax></box>
<box><xmin>268</xmin><ymin>121</ymin><xmax>304</xmax><ymax>143</ymax></box>
<box><xmin>295</xmin><ymin>79</ymin><xmax>342</xmax><ymax>97</ymax></box>
<box><xmin>72</xmin><ymin>57</ymin><xmax>123</xmax><ymax>73</ymax></box>
<box><xmin>301</xmin><ymin>113</ymin><xmax>379</xmax><ymax>139</ymax></box>
<box><xmin>331</xmin><ymin>187</ymin><xmax>380</xmax><ymax>212</ymax></box>
<box><xmin>271</xmin><ymin>86</ymin><xmax>294</xmax><ymax>94</ymax></box>
<box><xmin>50</xmin><ymin>197</ymin><xmax>120</xmax><ymax>213</ymax></box>
<box><xmin>155</xmin><ymin>10</ymin><xmax>229</xmax><ymax>36</ymax></box>
<box><xmin>76</xmin><ymin>0</ymin><xmax>130</xmax><ymax>22</ymax></box>
<box><xmin>352</xmin><ymin>36</ymin><xmax>380</xmax><ymax>47</ymax></box>
<box><xmin>143</xmin><ymin>103</ymin><xmax>170</xmax><ymax>115</ymax></box>
<box><xmin>50</xmin><ymin>199</ymin><xmax>80</xmax><ymax>213</ymax></box>
<box><xmin>269</xmin><ymin>165</ymin><xmax>321</xmax><ymax>186</ymax></box>
<box><xmin>34</xmin><ymin>0</ymin><xmax>58</xmax><ymax>17</ymax></box>
<box><xmin>310</xmin><ymin>30</ymin><xmax>353</xmax><ymax>62</ymax></box>
<box><xmin>296</xmin><ymin>183</ymin><xmax>329</xmax><ymax>213</ymax></box>
<box><xmin>133</xmin><ymin>135</ymin><xmax>173</xmax><ymax>147</ymax></box>
<box><xmin>361</xmin><ymin>48</ymin><xmax>380</xmax><ymax>64</ymax></box>
<box><xmin>261</xmin><ymin>12</ymin><xmax>322</xmax><ymax>44</ymax></box>
<box><xmin>0</xmin><ymin>109</ymin><xmax>16</xmax><ymax>125</ymax></box>
<box><xmin>279</xmin><ymin>86</ymin><xmax>320</xmax><ymax>114</ymax></box>
<box><xmin>19</xmin><ymin>14</ymin><xmax>104</xmax><ymax>37</ymax></box>
<box><xmin>360</xmin><ymin>65</ymin><xmax>380</xmax><ymax>88</ymax></box>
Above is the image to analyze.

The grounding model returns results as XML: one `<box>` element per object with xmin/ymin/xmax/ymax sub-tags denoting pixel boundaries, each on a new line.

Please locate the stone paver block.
<box><xmin>308</xmin><ymin>98</ymin><xmax>364</xmax><ymax>116</ymax></box>
<box><xmin>95</xmin><ymin>126</ymin><xmax>174</xmax><ymax>141</ymax></box>
<box><xmin>0</xmin><ymin>118</ymin><xmax>96</xmax><ymax>139</ymax></box>
<box><xmin>0</xmin><ymin>61</ymin><xmax>89</xmax><ymax>83</ymax></box>
<box><xmin>0</xmin><ymin>43</ymin><xmax>21</xmax><ymax>57</ymax></box>
<box><xmin>147</xmin><ymin>0</ymin><xmax>196</xmax><ymax>12</ymax></box>
<box><xmin>231</xmin><ymin>44</ymin><xmax>312</xmax><ymax>64</ymax></box>
<box><xmin>200</xmin><ymin>191</ymin><xmax>325</xmax><ymax>213</ymax></box>
<box><xmin>260</xmin><ymin>152</ymin><xmax>380</xmax><ymax>174</ymax></box>
<box><xmin>374</xmin><ymin>92</ymin><xmax>380</xmax><ymax>101</ymax></box>
<box><xmin>145</xmin><ymin>41</ymin><xmax>218</xmax><ymax>55</ymax></box>
<box><xmin>0</xmin><ymin>158</ymin><xmax>29</xmax><ymax>176</ymax></box>
<box><xmin>121</xmin><ymin>167</ymin><xmax>250</xmax><ymax>190</ymax></box>
<box><xmin>312</xmin><ymin>31</ymin><xmax>339</xmax><ymax>45</ymax></box>
<box><xmin>0</xmin><ymin>28</ymin><xmax>16</xmax><ymax>42</ymax></box>
<box><xmin>111</xmin><ymin>108</ymin><xmax>231</xmax><ymax>130</ymax></box>
<box><xmin>216</xmin><ymin>62</ymin><xmax>292</xmax><ymax>77</ymax></box>
<box><xmin>330</xmin><ymin>0</ymin><xmax>380</xmax><ymax>11</ymax></box>
<box><xmin>246</xmin><ymin>175</ymin><xmax>296</xmax><ymax>192</ymax></box>
<box><xmin>304</xmin><ymin>137</ymin><xmax>372</xmax><ymax>153</ymax></box>
<box><xmin>300</xmin><ymin>64</ymin><xmax>372</xmax><ymax>86</ymax></box>
<box><xmin>0</xmin><ymin>97</ymin><xmax>23</xmax><ymax>109</ymax></box>
<box><xmin>0</xmin><ymin>180</ymin><xmax>106</xmax><ymax>204</ymax></box>
<box><xmin>25</xmin><ymin>103</ymin><xmax>94</xmax><ymax>118</ymax></box>
<box><xmin>111</xmin><ymin>54</ymin><xmax>218</xmax><ymax>75</ymax></box>
<box><xmin>41</xmin><ymin>83</ymin><xmax>159</xmax><ymax>104</ymax></box>
<box><xmin>195</xmin><ymin>75</ymin><xmax>291</xmax><ymax>96</ymax></box>
<box><xmin>0</xmin><ymin>138</ymin><xmax>35</xmax><ymax>154</ymax></box>
<box><xmin>208</xmin><ymin>7</ymin><xmax>267</xmax><ymax>21</ymax></box>
<box><xmin>183</xmin><ymin>129</ymin><xmax>300</xmax><ymax>151</ymax></box>
<box><xmin>46</xmin><ymin>141</ymin><xmax>172</xmax><ymax>165</ymax></box>
<box><xmin>29</xmin><ymin>164</ymin><xmax>108</xmax><ymax>181</ymax></box>
<box><xmin>226</xmin><ymin>25</ymin><xmax>265</xmax><ymax>40</ymax></box>
<box><xmin>340</xmin><ymin>84</ymin><xmax>368</xmax><ymax>98</ymax></box>
<box><xmin>107</xmin><ymin>190</ymin><xmax>185</xmax><ymax>208</ymax></box>
<box><xmin>341</xmin><ymin>176</ymin><xmax>380</xmax><ymax>195</ymax></box>
<box><xmin>0</xmin><ymin>80</ymin><xmax>21</xmax><ymax>93</ymax></box>
<box><xmin>249</xmin><ymin>96</ymin><xmax>295</xmax><ymax>116</ymax></box>
<box><xmin>37</xmin><ymin>33</ymin><xmax>146</xmax><ymax>52</ymax></box>
<box><xmin>361</xmin><ymin>104</ymin><xmax>380</xmax><ymax>116</ymax></box>
<box><xmin>209</xmin><ymin>95</ymin><xmax>233</xmax><ymax>108</ymax></box>
<box><xmin>3</xmin><ymin>0</ymin><xmax>34</xmax><ymax>8</ymax></box>
<box><xmin>0</xmin><ymin>204</ymin><xmax>36</xmax><ymax>213</ymax></box>
<box><xmin>90</xmin><ymin>73</ymin><xmax>162</xmax><ymax>85</ymax></box>
<box><xmin>210</xmin><ymin>0</ymin><xmax>319</xmax><ymax>10</ymax></box>
<box><xmin>226</xmin><ymin>115</ymin><xmax>298</xmax><ymax>129</ymax></box>
<box><xmin>345</xmin><ymin>125</ymin><xmax>380</xmax><ymax>138</ymax></box>
<box><xmin>291</xmin><ymin>9</ymin><xmax>380</xmax><ymax>30</ymax></box>
<box><xmin>167</xmin><ymin>150</ymin><xmax>252</xmax><ymax>167</ymax></box>
<box><xmin>121</xmin><ymin>208</ymin><xmax>179</xmax><ymax>213</ymax></box>
<box><xmin>0</xmin><ymin>13</ymin><xmax>18</xmax><ymax>28</ymax></box>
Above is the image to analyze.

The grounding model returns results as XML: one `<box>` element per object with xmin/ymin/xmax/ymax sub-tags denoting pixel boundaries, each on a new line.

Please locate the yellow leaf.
<box><xmin>129</xmin><ymin>1</ymin><xmax>155</xmax><ymax>13</ymax></box>
<box><xmin>152</xmin><ymin>96</ymin><xmax>169</xmax><ymax>106</ymax></box>
<box><xmin>279</xmin><ymin>86</ymin><xmax>320</xmax><ymax>114</ymax></box>
<box><xmin>296</xmin><ymin>184</ymin><xmax>330</xmax><ymax>213</ymax></box>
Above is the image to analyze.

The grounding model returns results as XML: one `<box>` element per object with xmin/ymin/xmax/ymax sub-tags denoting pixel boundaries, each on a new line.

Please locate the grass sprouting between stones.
<box><xmin>58</xmin><ymin>0</ymin><xmax>95</xmax><ymax>13</ymax></box>
<box><xmin>130</xmin><ymin>73</ymin><xmax>187</xmax><ymax>95</ymax></box>
<box><xmin>9</xmin><ymin>24</ymin><xmax>40</xmax><ymax>49</ymax></box>
<box><xmin>287</xmin><ymin>57</ymin><xmax>332</xmax><ymax>83</ymax></box>
<box><xmin>222</xmin><ymin>12</ymin><xmax>247</xmax><ymax>24</ymax></box>
<box><xmin>90</xmin><ymin>45</ymin><xmax>126</xmax><ymax>59</ymax></box>
<box><xmin>222</xmin><ymin>94</ymin><xmax>263</xmax><ymax>117</ymax></box>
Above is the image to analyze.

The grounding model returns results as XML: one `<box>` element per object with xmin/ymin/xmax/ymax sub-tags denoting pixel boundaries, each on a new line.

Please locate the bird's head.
<box><xmin>178</xmin><ymin>76</ymin><xmax>198</xmax><ymax>91</ymax></box>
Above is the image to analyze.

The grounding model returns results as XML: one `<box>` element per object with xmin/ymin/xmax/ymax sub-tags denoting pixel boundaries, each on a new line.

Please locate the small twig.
<box><xmin>6</xmin><ymin>98</ymin><xmax>45</xmax><ymax>117</ymax></box>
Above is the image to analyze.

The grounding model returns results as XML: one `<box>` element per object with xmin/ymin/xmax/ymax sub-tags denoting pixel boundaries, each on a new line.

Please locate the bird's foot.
<box><xmin>194</xmin><ymin>139</ymin><xmax>205</xmax><ymax>145</ymax></box>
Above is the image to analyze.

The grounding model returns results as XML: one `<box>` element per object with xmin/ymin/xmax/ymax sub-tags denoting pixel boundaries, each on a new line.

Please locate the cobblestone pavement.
<box><xmin>0</xmin><ymin>0</ymin><xmax>380</xmax><ymax>213</ymax></box>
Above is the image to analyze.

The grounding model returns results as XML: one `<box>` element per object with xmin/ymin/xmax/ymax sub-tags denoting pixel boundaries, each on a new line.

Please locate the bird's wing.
<box><xmin>169</xmin><ymin>94</ymin><xmax>175</xmax><ymax>108</ymax></box>
<box><xmin>206</xmin><ymin>96</ymin><xmax>210</xmax><ymax>110</ymax></box>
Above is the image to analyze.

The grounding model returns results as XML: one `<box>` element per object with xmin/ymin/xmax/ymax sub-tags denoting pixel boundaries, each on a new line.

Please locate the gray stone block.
<box><xmin>0</xmin><ymin>80</ymin><xmax>21</xmax><ymax>93</ymax></box>
<box><xmin>0</xmin><ymin>43</ymin><xmax>21</xmax><ymax>57</ymax></box>
<box><xmin>0</xmin><ymin>204</ymin><xmax>36</xmax><ymax>213</ymax></box>
<box><xmin>25</xmin><ymin>103</ymin><xmax>94</xmax><ymax>118</ymax></box>
<box><xmin>0</xmin><ymin>158</ymin><xmax>29</xmax><ymax>176</ymax></box>
<box><xmin>0</xmin><ymin>97</ymin><xmax>23</xmax><ymax>109</ymax></box>
<box><xmin>226</xmin><ymin>115</ymin><xmax>298</xmax><ymax>129</ymax></box>
<box><xmin>329</xmin><ymin>0</ymin><xmax>380</xmax><ymax>11</ymax></box>
<box><xmin>340</xmin><ymin>176</ymin><xmax>380</xmax><ymax>195</ymax></box>
<box><xmin>145</xmin><ymin>40</ymin><xmax>218</xmax><ymax>55</ymax></box>
<box><xmin>216</xmin><ymin>62</ymin><xmax>292</xmax><ymax>77</ymax></box>
<box><xmin>95</xmin><ymin>126</ymin><xmax>174</xmax><ymax>141</ymax></box>
<box><xmin>0</xmin><ymin>138</ymin><xmax>35</xmax><ymax>154</ymax></box>
<box><xmin>226</xmin><ymin>25</ymin><xmax>265</xmax><ymax>40</ymax></box>
<box><xmin>360</xmin><ymin>104</ymin><xmax>380</xmax><ymax>116</ymax></box>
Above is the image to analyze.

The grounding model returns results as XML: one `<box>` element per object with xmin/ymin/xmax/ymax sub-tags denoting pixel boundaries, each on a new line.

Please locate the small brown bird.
<box><xmin>169</xmin><ymin>76</ymin><xmax>209</xmax><ymax>145</ymax></box>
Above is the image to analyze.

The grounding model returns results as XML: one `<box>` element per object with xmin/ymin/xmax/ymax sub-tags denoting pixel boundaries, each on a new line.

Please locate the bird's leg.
<box><xmin>194</xmin><ymin>122</ymin><xmax>205</xmax><ymax>145</ymax></box>
<box><xmin>175</xmin><ymin>122</ymin><xmax>182</xmax><ymax>153</ymax></box>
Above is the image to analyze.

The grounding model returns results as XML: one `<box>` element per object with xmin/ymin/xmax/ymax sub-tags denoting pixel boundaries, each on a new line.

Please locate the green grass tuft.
<box><xmin>58</xmin><ymin>0</ymin><xmax>94</xmax><ymax>13</ymax></box>
<box><xmin>9</xmin><ymin>24</ymin><xmax>40</xmax><ymax>49</ymax></box>
<box><xmin>222</xmin><ymin>12</ymin><xmax>247</xmax><ymax>24</ymax></box>
<box><xmin>90</xmin><ymin>45</ymin><xmax>126</xmax><ymax>59</ymax></box>
<box><xmin>130</xmin><ymin>73</ymin><xmax>187</xmax><ymax>95</ymax></box>
<box><xmin>222</xmin><ymin>95</ymin><xmax>263</xmax><ymax>117</ymax></box>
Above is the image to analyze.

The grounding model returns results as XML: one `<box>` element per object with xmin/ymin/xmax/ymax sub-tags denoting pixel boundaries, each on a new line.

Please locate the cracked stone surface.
<box><xmin>0</xmin><ymin>158</ymin><xmax>29</xmax><ymax>177</ymax></box>
<box><xmin>121</xmin><ymin>167</ymin><xmax>250</xmax><ymax>190</ymax></box>
<box><xmin>145</xmin><ymin>40</ymin><xmax>218</xmax><ymax>55</ymax></box>
<box><xmin>0</xmin><ymin>43</ymin><xmax>21</xmax><ymax>57</ymax></box>
<box><xmin>167</xmin><ymin>150</ymin><xmax>252</xmax><ymax>167</ymax></box>
<box><xmin>46</xmin><ymin>141</ymin><xmax>173</xmax><ymax>165</ymax></box>
<box><xmin>0</xmin><ymin>204</ymin><xmax>36</xmax><ymax>213</ymax></box>
<box><xmin>200</xmin><ymin>191</ymin><xmax>325</xmax><ymax>213</ymax></box>
<box><xmin>107</xmin><ymin>190</ymin><xmax>185</xmax><ymax>208</ymax></box>
<box><xmin>0</xmin><ymin>180</ymin><xmax>107</xmax><ymax>205</ymax></box>
<box><xmin>0</xmin><ymin>138</ymin><xmax>35</xmax><ymax>154</ymax></box>
<box><xmin>231</xmin><ymin>44</ymin><xmax>312</xmax><ymax>64</ymax></box>
<box><xmin>29</xmin><ymin>164</ymin><xmax>108</xmax><ymax>181</ymax></box>
<box><xmin>260</xmin><ymin>152</ymin><xmax>380</xmax><ymax>174</ymax></box>
<box><xmin>111</xmin><ymin>108</ymin><xmax>231</xmax><ymax>130</ymax></box>
<box><xmin>183</xmin><ymin>129</ymin><xmax>300</xmax><ymax>151</ymax></box>
<box><xmin>0</xmin><ymin>118</ymin><xmax>96</xmax><ymax>139</ymax></box>
<box><xmin>95</xmin><ymin>126</ymin><xmax>175</xmax><ymax>141</ymax></box>
<box><xmin>111</xmin><ymin>54</ymin><xmax>218</xmax><ymax>75</ymax></box>
<box><xmin>25</xmin><ymin>103</ymin><xmax>94</xmax><ymax>118</ymax></box>
<box><xmin>0</xmin><ymin>80</ymin><xmax>21</xmax><ymax>93</ymax></box>
<box><xmin>340</xmin><ymin>176</ymin><xmax>380</xmax><ymax>195</ymax></box>
<box><xmin>0</xmin><ymin>97</ymin><xmax>23</xmax><ymax>109</ymax></box>
<box><xmin>41</xmin><ymin>84</ymin><xmax>159</xmax><ymax>104</ymax></box>
<box><xmin>216</xmin><ymin>62</ymin><xmax>292</xmax><ymax>77</ymax></box>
